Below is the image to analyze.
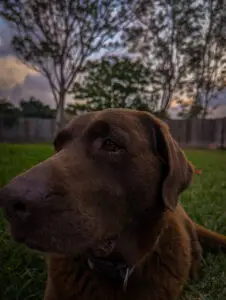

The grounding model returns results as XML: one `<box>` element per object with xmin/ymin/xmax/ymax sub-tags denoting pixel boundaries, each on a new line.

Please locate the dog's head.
<box><xmin>0</xmin><ymin>109</ymin><xmax>194</xmax><ymax>260</ymax></box>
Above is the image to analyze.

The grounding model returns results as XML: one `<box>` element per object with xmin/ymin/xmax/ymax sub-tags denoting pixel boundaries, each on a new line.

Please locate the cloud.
<box><xmin>0</xmin><ymin>49</ymin><xmax>53</xmax><ymax>106</ymax></box>
<box><xmin>0</xmin><ymin>19</ymin><xmax>54</xmax><ymax>106</ymax></box>
<box><xmin>0</xmin><ymin>19</ymin><xmax>74</xmax><ymax>108</ymax></box>
<box><xmin>0</xmin><ymin>55</ymin><xmax>38</xmax><ymax>90</ymax></box>
<box><xmin>0</xmin><ymin>56</ymin><xmax>73</xmax><ymax>107</ymax></box>
<box><xmin>17</xmin><ymin>74</ymin><xmax>56</xmax><ymax>107</ymax></box>
<box><xmin>0</xmin><ymin>72</ymin><xmax>55</xmax><ymax>107</ymax></box>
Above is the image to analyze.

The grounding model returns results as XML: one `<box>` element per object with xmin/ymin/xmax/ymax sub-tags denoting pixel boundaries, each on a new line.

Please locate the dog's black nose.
<box><xmin>0</xmin><ymin>177</ymin><xmax>40</xmax><ymax>222</ymax></box>
<box><xmin>0</xmin><ymin>162</ymin><xmax>49</xmax><ymax>223</ymax></box>
<box><xmin>0</xmin><ymin>183</ymin><xmax>30</xmax><ymax>221</ymax></box>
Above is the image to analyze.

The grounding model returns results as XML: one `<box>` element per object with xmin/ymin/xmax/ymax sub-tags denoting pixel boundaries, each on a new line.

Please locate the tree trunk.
<box><xmin>55</xmin><ymin>93</ymin><xmax>65</xmax><ymax>136</ymax></box>
<box><xmin>201</xmin><ymin>100</ymin><xmax>209</xmax><ymax>120</ymax></box>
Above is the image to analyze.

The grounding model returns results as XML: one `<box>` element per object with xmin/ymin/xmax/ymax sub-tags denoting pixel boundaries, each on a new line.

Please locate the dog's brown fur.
<box><xmin>0</xmin><ymin>108</ymin><xmax>226</xmax><ymax>300</ymax></box>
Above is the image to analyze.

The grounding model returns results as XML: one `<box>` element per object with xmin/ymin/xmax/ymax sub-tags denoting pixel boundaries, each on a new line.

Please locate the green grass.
<box><xmin>0</xmin><ymin>144</ymin><xmax>226</xmax><ymax>300</ymax></box>
<box><xmin>0</xmin><ymin>144</ymin><xmax>53</xmax><ymax>300</ymax></box>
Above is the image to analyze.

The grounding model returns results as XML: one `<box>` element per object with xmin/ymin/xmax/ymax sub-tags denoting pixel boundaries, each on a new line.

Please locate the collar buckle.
<box><xmin>123</xmin><ymin>266</ymin><xmax>135</xmax><ymax>291</ymax></box>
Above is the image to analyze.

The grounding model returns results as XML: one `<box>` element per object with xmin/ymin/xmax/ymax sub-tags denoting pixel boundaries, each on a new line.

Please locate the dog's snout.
<box><xmin>0</xmin><ymin>185</ymin><xmax>29</xmax><ymax>220</ymax></box>
<box><xmin>0</xmin><ymin>177</ymin><xmax>42</xmax><ymax>221</ymax></box>
<box><xmin>0</xmin><ymin>161</ymin><xmax>51</xmax><ymax>222</ymax></box>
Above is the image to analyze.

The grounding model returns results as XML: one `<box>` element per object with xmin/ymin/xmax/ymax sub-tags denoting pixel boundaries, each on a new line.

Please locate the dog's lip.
<box><xmin>9</xmin><ymin>226</ymin><xmax>27</xmax><ymax>244</ymax></box>
<box><xmin>11</xmin><ymin>228</ymin><xmax>47</xmax><ymax>252</ymax></box>
<box><xmin>24</xmin><ymin>239</ymin><xmax>47</xmax><ymax>252</ymax></box>
<box><xmin>8</xmin><ymin>223</ymin><xmax>42</xmax><ymax>249</ymax></box>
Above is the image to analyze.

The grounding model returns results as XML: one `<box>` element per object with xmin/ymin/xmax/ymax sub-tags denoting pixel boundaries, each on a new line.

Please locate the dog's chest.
<box><xmin>47</xmin><ymin>225</ymin><xmax>192</xmax><ymax>300</ymax></box>
<box><xmin>47</xmin><ymin>251</ymin><xmax>190</xmax><ymax>300</ymax></box>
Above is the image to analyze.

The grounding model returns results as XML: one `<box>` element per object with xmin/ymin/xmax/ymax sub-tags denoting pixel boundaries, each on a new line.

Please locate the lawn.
<box><xmin>0</xmin><ymin>144</ymin><xmax>226</xmax><ymax>300</ymax></box>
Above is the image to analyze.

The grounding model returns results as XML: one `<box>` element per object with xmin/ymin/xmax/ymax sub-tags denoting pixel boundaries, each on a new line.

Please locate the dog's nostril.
<box><xmin>13</xmin><ymin>201</ymin><xmax>27</xmax><ymax>213</ymax></box>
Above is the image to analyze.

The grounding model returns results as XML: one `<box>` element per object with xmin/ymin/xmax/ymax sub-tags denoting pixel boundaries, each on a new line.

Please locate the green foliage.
<box><xmin>0</xmin><ymin>98</ymin><xmax>55</xmax><ymax>129</ymax></box>
<box><xmin>70</xmin><ymin>56</ymin><xmax>154</xmax><ymax>113</ymax></box>
<box><xmin>0</xmin><ymin>144</ymin><xmax>53</xmax><ymax>300</ymax></box>
<box><xmin>19</xmin><ymin>97</ymin><xmax>55</xmax><ymax>119</ymax></box>
<box><xmin>0</xmin><ymin>99</ymin><xmax>20</xmax><ymax>128</ymax></box>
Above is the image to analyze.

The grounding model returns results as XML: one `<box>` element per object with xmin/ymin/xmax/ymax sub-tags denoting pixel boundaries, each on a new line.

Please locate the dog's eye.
<box><xmin>102</xmin><ymin>139</ymin><xmax>121</xmax><ymax>153</ymax></box>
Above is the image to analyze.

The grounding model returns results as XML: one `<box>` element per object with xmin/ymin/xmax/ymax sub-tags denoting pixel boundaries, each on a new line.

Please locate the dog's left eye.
<box><xmin>102</xmin><ymin>139</ymin><xmax>122</xmax><ymax>153</ymax></box>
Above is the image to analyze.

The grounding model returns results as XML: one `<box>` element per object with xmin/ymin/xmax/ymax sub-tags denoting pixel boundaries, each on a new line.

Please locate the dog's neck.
<box><xmin>46</xmin><ymin>209</ymin><xmax>168</xmax><ymax>299</ymax></box>
<box><xmin>86</xmin><ymin>208</ymin><xmax>166</xmax><ymax>291</ymax></box>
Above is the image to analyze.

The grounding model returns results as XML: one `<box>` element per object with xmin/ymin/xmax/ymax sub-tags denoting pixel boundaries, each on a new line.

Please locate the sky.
<box><xmin>0</xmin><ymin>17</ymin><xmax>226</xmax><ymax>116</ymax></box>
<box><xmin>0</xmin><ymin>18</ymin><xmax>63</xmax><ymax>108</ymax></box>
<box><xmin>0</xmin><ymin>17</ymin><xmax>119</xmax><ymax>109</ymax></box>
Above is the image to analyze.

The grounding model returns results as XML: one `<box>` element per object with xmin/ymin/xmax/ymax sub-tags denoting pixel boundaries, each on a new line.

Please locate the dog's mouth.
<box><xmin>6</xmin><ymin>220</ymin><xmax>51</xmax><ymax>253</ymax></box>
<box><xmin>8</xmin><ymin>218</ymin><xmax>119</xmax><ymax>256</ymax></box>
<box><xmin>24</xmin><ymin>239</ymin><xmax>49</xmax><ymax>252</ymax></box>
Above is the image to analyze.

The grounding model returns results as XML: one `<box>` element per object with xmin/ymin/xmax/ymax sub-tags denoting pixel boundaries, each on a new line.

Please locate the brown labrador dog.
<box><xmin>0</xmin><ymin>108</ymin><xmax>226</xmax><ymax>300</ymax></box>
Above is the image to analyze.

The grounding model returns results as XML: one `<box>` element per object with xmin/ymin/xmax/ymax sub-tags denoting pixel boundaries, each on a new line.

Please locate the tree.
<box><xmin>124</xmin><ymin>0</ymin><xmax>204</xmax><ymax>113</ymax></box>
<box><xmin>186</xmin><ymin>0</ymin><xmax>226</xmax><ymax>119</ymax></box>
<box><xmin>177</xmin><ymin>99</ymin><xmax>203</xmax><ymax>119</ymax></box>
<box><xmin>0</xmin><ymin>0</ymin><xmax>135</xmax><ymax>133</ymax></box>
<box><xmin>124</xmin><ymin>0</ymin><xmax>226</xmax><ymax>116</ymax></box>
<box><xmin>0</xmin><ymin>98</ymin><xmax>20</xmax><ymax>127</ymax></box>
<box><xmin>70</xmin><ymin>55</ymin><xmax>154</xmax><ymax>113</ymax></box>
<box><xmin>66</xmin><ymin>102</ymin><xmax>87</xmax><ymax>116</ymax></box>
<box><xmin>20</xmin><ymin>96</ymin><xmax>55</xmax><ymax>118</ymax></box>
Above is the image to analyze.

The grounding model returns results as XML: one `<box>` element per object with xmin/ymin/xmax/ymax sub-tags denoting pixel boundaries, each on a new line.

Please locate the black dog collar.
<box><xmin>87</xmin><ymin>256</ymin><xmax>134</xmax><ymax>291</ymax></box>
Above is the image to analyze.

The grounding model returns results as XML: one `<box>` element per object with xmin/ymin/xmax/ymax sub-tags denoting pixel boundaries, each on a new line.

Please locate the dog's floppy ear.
<box><xmin>139</xmin><ymin>112</ymin><xmax>195</xmax><ymax>211</ymax></box>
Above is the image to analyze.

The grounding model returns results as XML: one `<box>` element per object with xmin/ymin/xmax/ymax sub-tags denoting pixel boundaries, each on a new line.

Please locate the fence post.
<box><xmin>220</xmin><ymin>118</ymin><xmax>226</xmax><ymax>149</ymax></box>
